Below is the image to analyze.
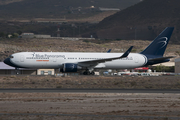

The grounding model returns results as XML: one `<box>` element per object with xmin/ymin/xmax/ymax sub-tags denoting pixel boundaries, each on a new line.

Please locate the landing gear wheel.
<box><xmin>83</xmin><ymin>71</ymin><xmax>87</xmax><ymax>75</ymax></box>
<box><xmin>83</xmin><ymin>71</ymin><xmax>95</xmax><ymax>75</ymax></box>
<box><xmin>83</xmin><ymin>71</ymin><xmax>89</xmax><ymax>75</ymax></box>
<box><xmin>91</xmin><ymin>71</ymin><xmax>95</xmax><ymax>75</ymax></box>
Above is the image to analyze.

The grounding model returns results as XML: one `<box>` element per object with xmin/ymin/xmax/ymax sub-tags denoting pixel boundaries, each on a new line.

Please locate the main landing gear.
<box><xmin>83</xmin><ymin>70</ymin><xmax>95</xmax><ymax>75</ymax></box>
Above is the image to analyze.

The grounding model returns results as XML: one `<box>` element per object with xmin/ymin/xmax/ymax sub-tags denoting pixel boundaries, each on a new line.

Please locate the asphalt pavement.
<box><xmin>0</xmin><ymin>88</ymin><xmax>180</xmax><ymax>93</ymax></box>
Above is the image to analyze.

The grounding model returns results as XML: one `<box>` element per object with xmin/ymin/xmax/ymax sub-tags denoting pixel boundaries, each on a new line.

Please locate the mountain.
<box><xmin>0</xmin><ymin>0</ymin><xmax>23</xmax><ymax>5</ymax></box>
<box><xmin>0</xmin><ymin>0</ymin><xmax>141</xmax><ymax>19</ymax></box>
<box><xmin>85</xmin><ymin>0</ymin><xmax>180</xmax><ymax>43</ymax></box>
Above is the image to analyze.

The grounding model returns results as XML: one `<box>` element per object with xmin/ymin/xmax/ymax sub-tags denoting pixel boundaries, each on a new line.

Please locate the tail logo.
<box><xmin>158</xmin><ymin>37</ymin><xmax>168</xmax><ymax>49</ymax></box>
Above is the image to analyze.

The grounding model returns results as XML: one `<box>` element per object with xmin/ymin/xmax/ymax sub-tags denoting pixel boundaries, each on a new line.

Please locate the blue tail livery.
<box><xmin>140</xmin><ymin>27</ymin><xmax>175</xmax><ymax>65</ymax></box>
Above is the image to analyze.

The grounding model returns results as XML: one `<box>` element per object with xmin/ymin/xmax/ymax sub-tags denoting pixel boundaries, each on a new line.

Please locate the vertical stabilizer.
<box><xmin>140</xmin><ymin>27</ymin><xmax>174</xmax><ymax>56</ymax></box>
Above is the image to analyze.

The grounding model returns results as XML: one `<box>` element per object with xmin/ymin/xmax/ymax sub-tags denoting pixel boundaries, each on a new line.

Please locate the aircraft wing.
<box><xmin>78</xmin><ymin>46</ymin><xmax>133</xmax><ymax>66</ymax></box>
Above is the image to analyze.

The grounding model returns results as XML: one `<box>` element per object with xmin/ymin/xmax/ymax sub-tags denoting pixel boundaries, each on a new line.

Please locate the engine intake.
<box><xmin>62</xmin><ymin>63</ymin><xmax>78</xmax><ymax>72</ymax></box>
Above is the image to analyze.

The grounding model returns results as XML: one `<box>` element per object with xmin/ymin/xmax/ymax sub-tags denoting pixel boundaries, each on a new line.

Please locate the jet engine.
<box><xmin>60</xmin><ymin>63</ymin><xmax>82</xmax><ymax>72</ymax></box>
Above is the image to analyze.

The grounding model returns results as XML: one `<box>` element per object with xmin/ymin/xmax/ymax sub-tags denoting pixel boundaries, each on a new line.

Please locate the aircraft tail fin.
<box><xmin>140</xmin><ymin>27</ymin><xmax>174</xmax><ymax>56</ymax></box>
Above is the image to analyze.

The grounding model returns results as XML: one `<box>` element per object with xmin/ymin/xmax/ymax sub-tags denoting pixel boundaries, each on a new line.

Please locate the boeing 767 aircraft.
<box><xmin>4</xmin><ymin>27</ymin><xmax>174</xmax><ymax>75</ymax></box>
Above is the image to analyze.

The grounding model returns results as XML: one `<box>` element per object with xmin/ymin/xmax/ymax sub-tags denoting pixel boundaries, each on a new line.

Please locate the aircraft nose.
<box><xmin>4</xmin><ymin>58</ymin><xmax>18</xmax><ymax>67</ymax></box>
<box><xmin>4</xmin><ymin>58</ymin><xmax>11</xmax><ymax>66</ymax></box>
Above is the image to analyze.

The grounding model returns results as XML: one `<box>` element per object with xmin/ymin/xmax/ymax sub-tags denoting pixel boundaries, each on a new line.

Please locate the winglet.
<box><xmin>107</xmin><ymin>49</ymin><xmax>111</xmax><ymax>53</ymax></box>
<box><xmin>120</xmin><ymin>46</ymin><xmax>133</xmax><ymax>58</ymax></box>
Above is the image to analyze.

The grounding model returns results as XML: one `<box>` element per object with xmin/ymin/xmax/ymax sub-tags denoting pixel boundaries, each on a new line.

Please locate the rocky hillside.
<box><xmin>0</xmin><ymin>0</ymin><xmax>23</xmax><ymax>5</ymax></box>
<box><xmin>83</xmin><ymin>0</ymin><xmax>180</xmax><ymax>43</ymax></box>
<box><xmin>0</xmin><ymin>0</ymin><xmax>140</xmax><ymax>19</ymax></box>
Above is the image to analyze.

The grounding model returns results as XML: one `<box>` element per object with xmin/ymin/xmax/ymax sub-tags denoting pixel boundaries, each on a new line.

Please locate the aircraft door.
<box><xmin>20</xmin><ymin>55</ymin><xmax>24</xmax><ymax>62</ymax></box>
<box><xmin>134</xmin><ymin>56</ymin><xmax>139</xmax><ymax>63</ymax></box>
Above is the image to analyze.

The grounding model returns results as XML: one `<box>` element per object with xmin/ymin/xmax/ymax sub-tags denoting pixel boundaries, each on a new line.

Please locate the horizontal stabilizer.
<box><xmin>148</xmin><ymin>56</ymin><xmax>175</xmax><ymax>62</ymax></box>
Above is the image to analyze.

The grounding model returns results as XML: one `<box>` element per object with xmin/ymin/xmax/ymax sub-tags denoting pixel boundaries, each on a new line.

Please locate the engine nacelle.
<box><xmin>61</xmin><ymin>63</ymin><xmax>78</xmax><ymax>72</ymax></box>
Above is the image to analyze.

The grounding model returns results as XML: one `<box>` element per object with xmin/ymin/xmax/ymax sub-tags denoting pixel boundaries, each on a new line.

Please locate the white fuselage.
<box><xmin>9</xmin><ymin>52</ymin><xmax>147</xmax><ymax>69</ymax></box>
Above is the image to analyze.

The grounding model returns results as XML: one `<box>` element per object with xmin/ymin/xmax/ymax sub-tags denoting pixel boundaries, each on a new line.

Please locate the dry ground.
<box><xmin>0</xmin><ymin>76</ymin><xmax>180</xmax><ymax>119</ymax></box>
<box><xmin>0</xmin><ymin>93</ymin><xmax>180</xmax><ymax>120</ymax></box>
<box><xmin>0</xmin><ymin>76</ymin><xmax>180</xmax><ymax>89</ymax></box>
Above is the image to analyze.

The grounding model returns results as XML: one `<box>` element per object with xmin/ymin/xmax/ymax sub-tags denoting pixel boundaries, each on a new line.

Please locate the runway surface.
<box><xmin>0</xmin><ymin>113</ymin><xmax>180</xmax><ymax>120</ymax></box>
<box><xmin>1</xmin><ymin>88</ymin><xmax>180</xmax><ymax>120</ymax></box>
<box><xmin>0</xmin><ymin>88</ymin><xmax>180</xmax><ymax>93</ymax></box>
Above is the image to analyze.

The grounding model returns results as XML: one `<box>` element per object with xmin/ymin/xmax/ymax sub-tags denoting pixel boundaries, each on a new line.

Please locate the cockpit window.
<box><xmin>10</xmin><ymin>55</ymin><xmax>14</xmax><ymax>58</ymax></box>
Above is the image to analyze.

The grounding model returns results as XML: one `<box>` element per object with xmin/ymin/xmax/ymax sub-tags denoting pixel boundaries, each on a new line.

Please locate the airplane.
<box><xmin>4</xmin><ymin>27</ymin><xmax>174</xmax><ymax>75</ymax></box>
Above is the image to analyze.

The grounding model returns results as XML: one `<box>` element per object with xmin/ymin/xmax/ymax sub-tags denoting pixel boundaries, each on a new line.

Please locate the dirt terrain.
<box><xmin>0</xmin><ymin>75</ymin><xmax>180</xmax><ymax>89</ymax></box>
<box><xmin>0</xmin><ymin>92</ymin><xmax>180</xmax><ymax>120</ymax></box>
<box><xmin>0</xmin><ymin>76</ymin><xmax>180</xmax><ymax>119</ymax></box>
